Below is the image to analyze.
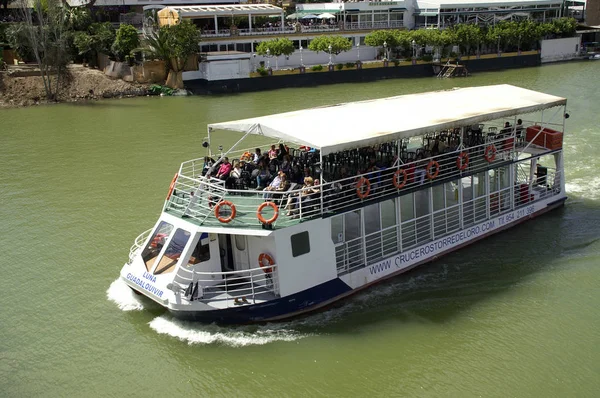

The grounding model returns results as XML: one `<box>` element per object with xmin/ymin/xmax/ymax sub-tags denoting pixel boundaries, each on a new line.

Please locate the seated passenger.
<box><xmin>263</xmin><ymin>170</ymin><xmax>285</xmax><ymax>199</ymax></box>
<box><xmin>226</xmin><ymin>162</ymin><xmax>243</xmax><ymax>189</ymax></box>
<box><xmin>256</xmin><ymin>162</ymin><xmax>271</xmax><ymax>189</ymax></box>
<box><xmin>285</xmin><ymin>177</ymin><xmax>316</xmax><ymax>218</ymax></box>
<box><xmin>253</xmin><ymin>148</ymin><xmax>262</xmax><ymax>163</ymax></box>
<box><xmin>268</xmin><ymin>144</ymin><xmax>278</xmax><ymax>160</ymax></box>
<box><xmin>215</xmin><ymin>157</ymin><xmax>232</xmax><ymax>180</ymax></box>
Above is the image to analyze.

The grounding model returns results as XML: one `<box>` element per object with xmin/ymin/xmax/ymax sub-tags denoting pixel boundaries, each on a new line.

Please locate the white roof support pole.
<box><xmin>249</xmin><ymin>14</ymin><xmax>252</xmax><ymax>33</ymax></box>
<box><xmin>207</xmin><ymin>125</ymin><xmax>212</xmax><ymax>157</ymax></box>
<box><xmin>280</xmin><ymin>12</ymin><xmax>284</xmax><ymax>32</ymax></box>
<box><xmin>214</xmin><ymin>15</ymin><xmax>218</xmax><ymax>33</ymax></box>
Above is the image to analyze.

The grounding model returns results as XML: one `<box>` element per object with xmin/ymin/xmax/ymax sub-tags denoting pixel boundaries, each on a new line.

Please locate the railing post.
<box><xmin>250</xmin><ymin>271</ymin><xmax>256</xmax><ymax>304</ymax></box>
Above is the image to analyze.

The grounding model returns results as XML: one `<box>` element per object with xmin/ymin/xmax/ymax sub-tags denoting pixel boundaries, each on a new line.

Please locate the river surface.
<box><xmin>1</xmin><ymin>61</ymin><xmax>599</xmax><ymax>397</ymax></box>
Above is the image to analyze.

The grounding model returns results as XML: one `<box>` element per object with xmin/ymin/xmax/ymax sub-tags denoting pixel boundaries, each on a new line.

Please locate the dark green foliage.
<box><xmin>112</xmin><ymin>24</ymin><xmax>139</xmax><ymax>63</ymax></box>
<box><xmin>345</xmin><ymin>62</ymin><xmax>355</xmax><ymax>68</ymax></box>
<box><xmin>310</xmin><ymin>64</ymin><xmax>323</xmax><ymax>71</ymax></box>
<box><xmin>336</xmin><ymin>63</ymin><xmax>343</xmax><ymax>70</ymax></box>
<box><xmin>256</xmin><ymin>66</ymin><xmax>269</xmax><ymax>76</ymax></box>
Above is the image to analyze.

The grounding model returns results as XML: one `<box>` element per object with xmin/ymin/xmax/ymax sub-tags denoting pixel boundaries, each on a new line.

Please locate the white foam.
<box><xmin>148</xmin><ymin>316</ymin><xmax>309</xmax><ymax>347</ymax></box>
<box><xmin>106</xmin><ymin>278</ymin><xmax>145</xmax><ymax>311</ymax></box>
<box><xmin>566</xmin><ymin>176</ymin><xmax>600</xmax><ymax>200</ymax></box>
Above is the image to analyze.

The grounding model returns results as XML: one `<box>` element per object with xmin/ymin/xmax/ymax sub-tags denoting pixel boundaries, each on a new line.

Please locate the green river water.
<box><xmin>1</xmin><ymin>62</ymin><xmax>600</xmax><ymax>397</ymax></box>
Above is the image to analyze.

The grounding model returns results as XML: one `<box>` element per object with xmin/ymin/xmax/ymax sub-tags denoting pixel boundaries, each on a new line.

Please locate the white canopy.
<box><xmin>318</xmin><ymin>13</ymin><xmax>336</xmax><ymax>19</ymax></box>
<box><xmin>208</xmin><ymin>85</ymin><xmax>566</xmax><ymax>156</ymax></box>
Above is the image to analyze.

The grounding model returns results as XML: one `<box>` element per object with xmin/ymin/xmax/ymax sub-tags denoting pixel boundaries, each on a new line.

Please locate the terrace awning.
<box><xmin>208</xmin><ymin>85</ymin><xmax>566</xmax><ymax>156</ymax></box>
<box><xmin>158</xmin><ymin>4</ymin><xmax>284</xmax><ymax>19</ymax></box>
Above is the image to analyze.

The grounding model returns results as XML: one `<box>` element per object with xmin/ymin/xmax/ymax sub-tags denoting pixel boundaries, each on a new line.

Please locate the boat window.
<box><xmin>415</xmin><ymin>189</ymin><xmax>431</xmax><ymax>218</ymax></box>
<box><xmin>400</xmin><ymin>193</ymin><xmax>414</xmax><ymax>221</ymax></box>
<box><xmin>381</xmin><ymin>199</ymin><xmax>396</xmax><ymax>229</ymax></box>
<box><xmin>234</xmin><ymin>235</ymin><xmax>246</xmax><ymax>251</ymax></box>
<box><xmin>154</xmin><ymin>229</ymin><xmax>191</xmax><ymax>275</ymax></box>
<box><xmin>291</xmin><ymin>231</ymin><xmax>310</xmax><ymax>257</ymax></box>
<box><xmin>187</xmin><ymin>233</ymin><xmax>211</xmax><ymax>266</ymax></box>
<box><xmin>461</xmin><ymin>177</ymin><xmax>473</xmax><ymax>202</ymax></box>
<box><xmin>498</xmin><ymin>166</ymin><xmax>510</xmax><ymax>190</ymax></box>
<box><xmin>344</xmin><ymin>210</ymin><xmax>362</xmax><ymax>241</ymax></box>
<box><xmin>445</xmin><ymin>181</ymin><xmax>459</xmax><ymax>207</ymax></box>
<box><xmin>432</xmin><ymin>184</ymin><xmax>445</xmax><ymax>211</ymax></box>
<box><xmin>331</xmin><ymin>215</ymin><xmax>344</xmax><ymax>243</ymax></box>
<box><xmin>364</xmin><ymin>203</ymin><xmax>381</xmax><ymax>235</ymax></box>
<box><xmin>141</xmin><ymin>221</ymin><xmax>174</xmax><ymax>272</ymax></box>
<box><xmin>474</xmin><ymin>172</ymin><xmax>487</xmax><ymax>198</ymax></box>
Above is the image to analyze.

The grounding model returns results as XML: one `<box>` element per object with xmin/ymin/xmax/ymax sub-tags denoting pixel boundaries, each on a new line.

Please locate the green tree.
<box><xmin>308</xmin><ymin>35</ymin><xmax>352</xmax><ymax>63</ymax></box>
<box><xmin>112</xmin><ymin>24</ymin><xmax>140</xmax><ymax>63</ymax></box>
<box><xmin>256</xmin><ymin>37</ymin><xmax>294</xmax><ymax>69</ymax></box>
<box><xmin>144</xmin><ymin>20</ymin><xmax>200</xmax><ymax>89</ymax></box>
<box><xmin>452</xmin><ymin>24</ymin><xmax>482</xmax><ymax>56</ymax></box>
<box><xmin>551</xmin><ymin>17</ymin><xmax>577</xmax><ymax>37</ymax></box>
<box><xmin>73</xmin><ymin>22</ymin><xmax>115</xmax><ymax>66</ymax></box>
<box><xmin>365</xmin><ymin>30</ymin><xmax>400</xmax><ymax>59</ymax></box>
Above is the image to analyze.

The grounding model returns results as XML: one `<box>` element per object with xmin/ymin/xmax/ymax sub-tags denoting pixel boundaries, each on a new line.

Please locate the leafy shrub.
<box><xmin>345</xmin><ymin>62</ymin><xmax>355</xmax><ymax>68</ymax></box>
<box><xmin>392</xmin><ymin>59</ymin><xmax>400</xmax><ymax>66</ymax></box>
<box><xmin>421</xmin><ymin>54</ymin><xmax>433</xmax><ymax>62</ymax></box>
<box><xmin>112</xmin><ymin>24</ymin><xmax>140</xmax><ymax>63</ymax></box>
<box><xmin>256</xmin><ymin>66</ymin><xmax>269</xmax><ymax>76</ymax></box>
<box><xmin>311</xmin><ymin>64</ymin><xmax>323</xmax><ymax>71</ymax></box>
<box><xmin>336</xmin><ymin>63</ymin><xmax>344</xmax><ymax>70</ymax></box>
<box><xmin>449</xmin><ymin>52</ymin><xmax>458</xmax><ymax>58</ymax></box>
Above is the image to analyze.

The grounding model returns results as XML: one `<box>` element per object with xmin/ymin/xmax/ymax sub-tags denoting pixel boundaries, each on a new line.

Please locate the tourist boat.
<box><xmin>119</xmin><ymin>84</ymin><xmax>568</xmax><ymax>323</ymax></box>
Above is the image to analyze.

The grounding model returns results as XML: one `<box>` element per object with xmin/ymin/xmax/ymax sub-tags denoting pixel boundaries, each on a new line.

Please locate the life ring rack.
<box><xmin>258</xmin><ymin>253</ymin><xmax>275</xmax><ymax>273</ymax></box>
<box><xmin>214</xmin><ymin>200</ymin><xmax>237</xmax><ymax>223</ymax></box>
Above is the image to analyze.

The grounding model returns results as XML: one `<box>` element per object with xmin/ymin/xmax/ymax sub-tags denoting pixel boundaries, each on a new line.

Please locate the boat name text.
<box><xmin>126</xmin><ymin>273</ymin><xmax>164</xmax><ymax>298</ymax></box>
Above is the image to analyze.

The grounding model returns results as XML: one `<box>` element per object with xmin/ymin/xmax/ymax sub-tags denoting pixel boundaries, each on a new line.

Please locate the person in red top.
<box><xmin>215</xmin><ymin>157</ymin><xmax>232</xmax><ymax>180</ymax></box>
<box><xmin>268</xmin><ymin>144</ymin><xmax>278</xmax><ymax>160</ymax></box>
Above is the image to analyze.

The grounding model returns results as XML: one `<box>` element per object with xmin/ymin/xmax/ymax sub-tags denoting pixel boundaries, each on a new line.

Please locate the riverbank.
<box><xmin>0</xmin><ymin>64</ymin><xmax>150</xmax><ymax>108</ymax></box>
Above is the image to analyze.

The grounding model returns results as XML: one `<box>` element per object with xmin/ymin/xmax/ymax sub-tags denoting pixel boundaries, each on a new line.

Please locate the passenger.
<box><xmin>202</xmin><ymin>157</ymin><xmax>215</xmax><ymax>176</ymax></box>
<box><xmin>226</xmin><ymin>162</ymin><xmax>243</xmax><ymax>189</ymax></box>
<box><xmin>263</xmin><ymin>170</ymin><xmax>285</xmax><ymax>199</ymax></box>
<box><xmin>215</xmin><ymin>157</ymin><xmax>232</xmax><ymax>180</ymax></box>
<box><xmin>268</xmin><ymin>144</ymin><xmax>278</xmax><ymax>160</ymax></box>
<box><xmin>256</xmin><ymin>161</ymin><xmax>271</xmax><ymax>189</ymax></box>
<box><xmin>290</xmin><ymin>164</ymin><xmax>304</xmax><ymax>184</ymax></box>
<box><xmin>271</xmin><ymin>173</ymin><xmax>290</xmax><ymax>203</ymax></box>
<box><xmin>279</xmin><ymin>154</ymin><xmax>292</xmax><ymax>176</ymax></box>
<box><xmin>253</xmin><ymin>148</ymin><xmax>262</xmax><ymax>163</ymax></box>
<box><xmin>285</xmin><ymin>176</ymin><xmax>315</xmax><ymax>218</ymax></box>
<box><xmin>277</xmin><ymin>143</ymin><xmax>288</xmax><ymax>161</ymax></box>
<box><xmin>414</xmin><ymin>154</ymin><xmax>426</xmax><ymax>185</ymax></box>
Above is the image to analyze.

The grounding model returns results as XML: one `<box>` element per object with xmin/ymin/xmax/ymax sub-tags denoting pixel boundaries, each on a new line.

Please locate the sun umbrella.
<box><xmin>286</xmin><ymin>13</ymin><xmax>299</xmax><ymax>20</ymax></box>
<box><xmin>318</xmin><ymin>13</ymin><xmax>336</xmax><ymax>19</ymax></box>
<box><xmin>301</xmin><ymin>14</ymin><xmax>319</xmax><ymax>19</ymax></box>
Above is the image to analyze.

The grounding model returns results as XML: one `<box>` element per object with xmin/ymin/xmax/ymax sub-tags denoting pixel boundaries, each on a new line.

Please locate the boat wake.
<box><xmin>148</xmin><ymin>316</ymin><xmax>311</xmax><ymax>347</ymax></box>
<box><xmin>106</xmin><ymin>278</ymin><xmax>145</xmax><ymax>311</ymax></box>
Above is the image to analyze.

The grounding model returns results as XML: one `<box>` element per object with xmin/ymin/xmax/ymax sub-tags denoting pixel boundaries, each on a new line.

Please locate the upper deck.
<box><xmin>163</xmin><ymin>85</ymin><xmax>567</xmax><ymax>230</ymax></box>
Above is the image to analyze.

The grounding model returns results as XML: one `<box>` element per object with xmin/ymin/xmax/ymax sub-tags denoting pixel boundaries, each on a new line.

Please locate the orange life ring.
<box><xmin>214</xmin><ymin>200</ymin><xmax>236</xmax><ymax>223</ymax></box>
<box><xmin>166</xmin><ymin>173</ymin><xmax>178</xmax><ymax>200</ymax></box>
<box><xmin>356</xmin><ymin>177</ymin><xmax>371</xmax><ymax>199</ymax></box>
<box><xmin>456</xmin><ymin>152</ymin><xmax>469</xmax><ymax>171</ymax></box>
<box><xmin>257</xmin><ymin>201</ymin><xmax>279</xmax><ymax>225</ymax></box>
<box><xmin>484</xmin><ymin>145</ymin><xmax>497</xmax><ymax>163</ymax></box>
<box><xmin>426</xmin><ymin>160</ymin><xmax>440</xmax><ymax>180</ymax></box>
<box><xmin>258</xmin><ymin>253</ymin><xmax>275</xmax><ymax>273</ymax></box>
<box><xmin>393</xmin><ymin>169</ymin><xmax>407</xmax><ymax>189</ymax></box>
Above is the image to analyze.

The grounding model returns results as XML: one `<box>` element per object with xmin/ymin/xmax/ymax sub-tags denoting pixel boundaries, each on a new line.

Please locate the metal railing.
<box><xmin>164</xmin><ymin>127</ymin><xmax>561</xmax><ymax>229</ymax></box>
<box><xmin>128</xmin><ymin>228</ymin><xmax>152</xmax><ymax>264</ymax></box>
<box><xmin>174</xmin><ymin>265</ymin><xmax>279</xmax><ymax>308</ymax></box>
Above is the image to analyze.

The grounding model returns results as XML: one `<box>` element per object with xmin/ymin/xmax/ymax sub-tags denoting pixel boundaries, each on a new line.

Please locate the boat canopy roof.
<box><xmin>208</xmin><ymin>85</ymin><xmax>566</xmax><ymax>156</ymax></box>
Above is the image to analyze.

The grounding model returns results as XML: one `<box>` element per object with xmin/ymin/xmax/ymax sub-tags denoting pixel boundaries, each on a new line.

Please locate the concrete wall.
<box><xmin>132</xmin><ymin>61</ymin><xmax>167</xmax><ymax>84</ymax></box>
<box><xmin>540</xmin><ymin>37</ymin><xmax>581</xmax><ymax>63</ymax></box>
<box><xmin>250</xmin><ymin>47</ymin><xmax>378</xmax><ymax>71</ymax></box>
<box><xmin>185</xmin><ymin>53</ymin><xmax>541</xmax><ymax>95</ymax></box>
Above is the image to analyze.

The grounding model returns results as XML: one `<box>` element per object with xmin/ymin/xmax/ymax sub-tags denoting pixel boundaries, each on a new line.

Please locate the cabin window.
<box><xmin>331</xmin><ymin>215</ymin><xmax>344</xmax><ymax>243</ymax></box>
<box><xmin>187</xmin><ymin>233</ymin><xmax>211</xmax><ymax>266</ymax></box>
<box><xmin>291</xmin><ymin>231</ymin><xmax>310</xmax><ymax>257</ymax></box>
<box><xmin>344</xmin><ymin>210</ymin><xmax>362</xmax><ymax>241</ymax></box>
<box><xmin>432</xmin><ymin>184</ymin><xmax>445</xmax><ymax>211</ymax></box>
<box><xmin>364</xmin><ymin>203</ymin><xmax>381</xmax><ymax>235</ymax></box>
<box><xmin>415</xmin><ymin>189</ymin><xmax>431</xmax><ymax>218</ymax></box>
<box><xmin>381</xmin><ymin>199</ymin><xmax>396</xmax><ymax>229</ymax></box>
<box><xmin>154</xmin><ymin>229</ymin><xmax>190</xmax><ymax>275</ymax></box>
<box><xmin>142</xmin><ymin>221</ymin><xmax>174</xmax><ymax>272</ymax></box>
<box><xmin>234</xmin><ymin>235</ymin><xmax>246</xmax><ymax>251</ymax></box>
<box><xmin>381</xmin><ymin>199</ymin><xmax>398</xmax><ymax>256</ymax></box>
<box><xmin>474</xmin><ymin>172</ymin><xmax>487</xmax><ymax>198</ymax></box>
<box><xmin>400</xmin><ymin>193</ymin><xmax>415</xmax><ymax>221</ymax></box>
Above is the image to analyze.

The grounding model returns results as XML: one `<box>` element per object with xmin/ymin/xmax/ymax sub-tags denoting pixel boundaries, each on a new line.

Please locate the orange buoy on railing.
<box><xmin>257</xmin><ymin>201</ymin><xmax>279</xmax><ymax>225</ymax></box>
<box><xmin>258</xmin><ymin>253</ymin><xmax>275</xmax><ymax>273</ymax></box>
<box><xmin>393</xmin><ymin>169</ymin><xmax>408</xmax><ymax>189</ymax></box>
<box><xmin>214</xmin><ymin>200</ymin><xmax>236</xmax><ymax>223</ymax></box>
<box><xmin>356</xmin><ymin>177</ymin><xmax>371</xmax><ymax>199</ymax></box>
<box><xmin>426</xmin><ymin>160</ymin><xmax>440</xmax><ymax>180</ymax></box>
<box><xmin>166</xmin><ymin>173</ymin><xmax>178</xmax><ymax>200</ymax></box>
<box><xmin>456</xmin><ymin>152</ymin><xmax>469</xmax><ymax>171</ymax></box>
<box><xmin>484</xmin><ymin>145</ymin><xmax>497</xmax><ymax>163</ymax></box>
